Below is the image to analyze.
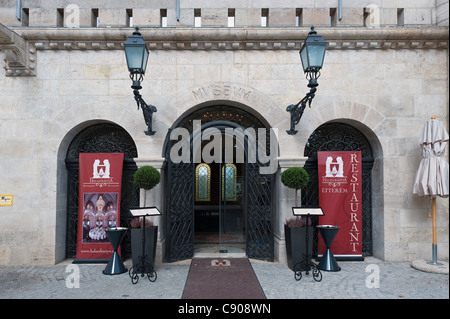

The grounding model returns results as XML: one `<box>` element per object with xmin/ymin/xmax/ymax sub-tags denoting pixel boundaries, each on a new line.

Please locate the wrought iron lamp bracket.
<box><xmin>132</xmin><ymin>87</ymin><xmax>157</xmax><ymax>136</ymax></box>
<box><xmin>286</xmin><ymin>84</ymin><xmax>317</xmax><ymax>135</ymax></box>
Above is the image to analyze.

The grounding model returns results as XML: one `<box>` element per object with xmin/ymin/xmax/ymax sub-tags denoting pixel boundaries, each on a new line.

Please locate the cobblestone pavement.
<box><xmin>0</xmin><ymin>258</ymin><xmax>448</xmax><ymax>299</ymax></box>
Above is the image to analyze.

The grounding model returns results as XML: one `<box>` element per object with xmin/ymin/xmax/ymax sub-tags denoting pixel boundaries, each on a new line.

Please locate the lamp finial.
<box><xmin>133</xmin><ymin>26</ymin><xmax>141</xmax><ymax>36</ymax></box>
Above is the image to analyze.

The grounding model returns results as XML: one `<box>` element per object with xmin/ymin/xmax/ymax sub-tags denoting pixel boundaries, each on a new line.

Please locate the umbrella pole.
<box><xmin>428</xmin><ymin>197</ymin><xmax>442</xmax><ymax>265</ymax></box>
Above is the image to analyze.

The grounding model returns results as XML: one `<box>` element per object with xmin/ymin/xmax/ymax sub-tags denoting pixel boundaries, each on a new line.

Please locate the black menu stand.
<box><xmin>128</xmin><ymin>207</ymin><xmax>161</xmax><ymax>284</ymax></box>
<box><xmin>291</xmin><ymin>207</ymin><xmax>324</xmax><ymax>282</ymax></box>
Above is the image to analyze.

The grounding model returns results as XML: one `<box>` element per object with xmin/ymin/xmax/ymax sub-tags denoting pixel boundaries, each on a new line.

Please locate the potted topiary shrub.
<box><xmin>133</xmin><ymin>165</ymin><xmax>161</xmax><ymax>206</ymax></box>
<box><xmin>130</xmin><ymin>165</ymin><xmax>160</xmax><ymax>272</ymax></box>
<box><xmin>281</xmin><ymin>167</ymin><xmax>312</xmax><ymax>271</ymax></box>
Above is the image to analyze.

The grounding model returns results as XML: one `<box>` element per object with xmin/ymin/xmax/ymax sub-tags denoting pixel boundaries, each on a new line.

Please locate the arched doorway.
<box><xmin>302</xmin><ymin>122</ymin><xmax>375</xmax><ymax>257</ymax></box>
<box><xmin>164</xmin><ymin>105</ymin><xmax>276</xmax><ymax>262</ymax></box>
<box><xmin>192</xmin><ymin>121</ymin><xmax>248</xmax><ymax>256</ymax></box>
<box><xmin>64</xmin><ymin>123</ymin><xmax>139</xmax><ymax>259</ymax></box>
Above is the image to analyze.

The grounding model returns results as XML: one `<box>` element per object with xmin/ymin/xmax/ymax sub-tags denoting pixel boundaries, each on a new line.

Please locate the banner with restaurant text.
<box><xmin>75</xmin><ymin>153</ymin><xmax>124</xmax><ymax>261</ymax></box>
<box><xmin>318</xmin><ymin>151</ymin><xmax>363</xmax><ymax>259</ymax></box>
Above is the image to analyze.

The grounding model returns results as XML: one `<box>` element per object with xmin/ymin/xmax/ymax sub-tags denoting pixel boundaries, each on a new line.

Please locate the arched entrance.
<box><xmin>64</xmin><ymin>123</ymin><xmax>139</xmax><ymax>259</ymax></box>
<box><xmin>302</xmin><ymin>122</ymin><xmax>375</xmax><ymax>257</ymax></box>
<box><xmin>164</xmin><ymin>105</ymin><xmax>276</xmax><ymax>262</ymax></box>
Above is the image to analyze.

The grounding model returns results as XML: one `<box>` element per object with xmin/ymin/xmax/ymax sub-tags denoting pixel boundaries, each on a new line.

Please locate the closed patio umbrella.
<box><xmin>413</xmin><ymin>115</ymin><xmax>449</xmax><ymax>265</ymax></box>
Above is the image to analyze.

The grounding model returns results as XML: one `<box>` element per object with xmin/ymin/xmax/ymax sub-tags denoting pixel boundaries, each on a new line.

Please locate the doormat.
<box><xmin>182</xmin><ymin>258</ymin><xmax>266</xmax><ymax>299</ymax></box>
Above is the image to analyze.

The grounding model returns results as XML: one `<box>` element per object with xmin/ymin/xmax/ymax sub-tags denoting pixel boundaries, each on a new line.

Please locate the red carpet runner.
<box><xmin>182</xmin><ymin>258</ymin><xmax>266</xmax><ymax>299</ymax></box>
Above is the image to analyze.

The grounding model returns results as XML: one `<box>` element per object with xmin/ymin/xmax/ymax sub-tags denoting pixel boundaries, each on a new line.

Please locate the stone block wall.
<box><xmin>0</xmin><ymin>0</ymin><xmax>448</xmax><ymax>27</ymax></box>
<box><xmin>0</xmin><ymin>0</ymin><xmax>449</xmax><ymax>265</ymax></box>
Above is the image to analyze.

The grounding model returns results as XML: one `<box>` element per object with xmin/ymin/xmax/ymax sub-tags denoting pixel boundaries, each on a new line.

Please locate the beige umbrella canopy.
<box><xmin>413</xmin><ymin>115</ymin><xmax>449</xmax><ymax>265</ymax></box>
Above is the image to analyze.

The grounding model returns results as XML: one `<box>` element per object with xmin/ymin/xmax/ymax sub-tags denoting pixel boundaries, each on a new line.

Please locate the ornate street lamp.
<box><xmin>286</xmin><ymin>26</ymin><xmax>327</xmax><ymax>135</ymax></box>
<box><xmin>123</xmin><ymin>27</ymin><xmax>157</xmax><ymax>136</ymax></box>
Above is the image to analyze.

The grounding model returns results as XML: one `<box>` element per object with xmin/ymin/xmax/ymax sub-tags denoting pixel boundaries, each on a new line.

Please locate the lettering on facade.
<box><xmin>192</xmin><ymin>84</ymin><xmax>252</xmax><ymax>102</ymax></box>
<box><xmin>349</xmin><ymin>153</ymin><xmax>361</xmax><ymax>252</ymax></box>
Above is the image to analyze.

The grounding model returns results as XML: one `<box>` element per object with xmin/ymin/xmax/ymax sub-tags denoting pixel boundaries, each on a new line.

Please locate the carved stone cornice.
<box><xmin>21</xmin><ymin>26</ymin><xmax>449</xmax><ymax>50</ymax></box>
<box><xmin>0</xmin><ymin>24</ymin><xmax>36</xmax><ymax>76</ymax></box>
<box><xmin>2</xmin><ymin>26</ymin><xmax>449</xmax><ymax>76</ymax></box>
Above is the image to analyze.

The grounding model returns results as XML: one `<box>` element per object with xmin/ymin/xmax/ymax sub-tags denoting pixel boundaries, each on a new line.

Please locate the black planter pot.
<box><xmin>285</xmin><ymin>224</ymin><xmax>313</xmax><ymax>271</ymax></box>
<box><xmin>131</xmin><ymin>226</ymin><xmax>158</xmax><ymax>272</ymax></box>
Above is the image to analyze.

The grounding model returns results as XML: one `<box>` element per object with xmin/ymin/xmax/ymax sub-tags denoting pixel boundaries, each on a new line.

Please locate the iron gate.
<box><xmin>65</xmin><ymin>123</ymin><xmax>139</xmax><ymax>259</ymax></box>
<box><xmin>246</xmin><ymin>162</ymin><xmax>274</xmax><ymax>260</ymax></box>
<box><xmin>165</xmin><ymin>132</ymin><xmax>195</xmax><ymax>262</ymax></box>
<box><xmin>301</xmin><ymin>122</ymin><xmax>374</xmax><ymax>257</ymax></box>
<box><xmin>164</xmin><ymin>106</ymin><xmax>274</xmax><ymax>262</ymax></box>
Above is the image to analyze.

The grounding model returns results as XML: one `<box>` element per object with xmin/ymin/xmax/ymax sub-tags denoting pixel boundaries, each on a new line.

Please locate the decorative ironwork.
<box><xmin>134</xmin><ymin>90</ymin><xmax>157</xmax><ymax>136</ymax></box>
<box><xmin>304</xmin><ymin>123</ymin><xmax>373</xmax><ymax>158</ymax></box>
<box><xmin>295</xmin><ymin>265</ymin><xmax>322</xmax><ymax>282</ymax></box>
<box><xmin>123</xmin><ymin>27</ymin><xmax>157</xmax><ymax>136</ymax></box>
<box><xmin>66</xmin><ymin>124</ymin><xmax>138</xmax><ymax>160</ymax></box>
<box><xmin>286</xmin><ymin>86</ymin><xmax>317</xmax><ymax>135</ymax></box>
<box><xmin>176</xmin><ymin>105</ymin><xmax>266</xmax><ymax>132</ymax></box>
<box><xmin>302</xmin><ymin>122</ymin><xmax>374</xmax><ymax>257</ymax></box>
<box><xmin>165</xmin><ymin>105</ymin><xmax>274</xmax><ymax>262</ymax></box>
<box><xmin>65</xmin><ymin>123</ymin><xmax>139</xmax><ymax>259</ymax></box>
<box><xmin>129</xmin><ymin>255</ymin><xmax>157</xmax><ymax>283</ymax></box>
<box><xmin>286</xmin><ymin>26</ymin><xmax>327</xmax><ymax>135</ymax></box>
<box><xmin>165</xmin><ymin>155</ymin><xmax>195</xmax><ymax>262</ymax></box>
<box><xmin>246</xmin><ymin>162</ymin><xmax>274</xmax><ymax>261</ymax></box>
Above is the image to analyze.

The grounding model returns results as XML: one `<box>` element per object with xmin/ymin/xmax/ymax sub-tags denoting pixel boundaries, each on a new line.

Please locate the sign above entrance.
<box><xmin>191</xmin><ymin>83</ymin><xmax>254</xmax><ymax>103</ymax></box>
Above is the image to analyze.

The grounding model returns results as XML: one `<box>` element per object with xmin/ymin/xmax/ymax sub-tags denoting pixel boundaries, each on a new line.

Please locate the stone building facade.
<box><xmin>0</xmin><ymin>0</ymin><xmax>448</xmax><ymax>265</ymax></box>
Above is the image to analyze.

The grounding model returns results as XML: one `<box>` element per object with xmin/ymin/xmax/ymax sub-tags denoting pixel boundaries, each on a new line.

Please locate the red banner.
<box><xmin>76</xmin><ymin>153</ymin><xmax>124</xmax><ymax>261</ymax></box>
<box><xmin>318</xmin><ymin>151</ymin><xmax>363</xmax><ymax>259</ymax></box>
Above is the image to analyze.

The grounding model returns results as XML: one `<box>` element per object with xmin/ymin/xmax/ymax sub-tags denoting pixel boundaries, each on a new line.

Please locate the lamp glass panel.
<box><xmin>142</xmin><ymin>47</ymin><xmax>149</xmax><ymax>74</ymax></box>
<box><xmin>306</xmin><ymin>44</ymin><xmax>326</xmax><ymax>69</ymax></box>
<box><xmin>124</xmin><ymin>46</ymin><xmax>145</xmax><ymax>71</ymax></box>
<box><xmin>299</xmin><ymin>46</ymin><xmax>309</xmax><ymax>72</ymax></box>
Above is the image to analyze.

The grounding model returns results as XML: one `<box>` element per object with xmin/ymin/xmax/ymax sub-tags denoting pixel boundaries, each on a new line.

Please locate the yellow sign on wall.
<box><xmin>0</xmin><ymin>195</ymin><xmax>13</xmax><ymax>206</ymax></box>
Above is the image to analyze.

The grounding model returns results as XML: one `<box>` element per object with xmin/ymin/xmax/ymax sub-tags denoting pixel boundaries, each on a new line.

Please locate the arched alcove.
<box><xmin>61</xmin><ymin>122</ymin><xmax>139</xmax><ymax>259</ymax></box>
<box><xmin>163</xmin><ymin>103</ymin><xmax>278</xmax><ymax>262</ymax></box>
<box><xmin>302</xmin><ymin>121</ymin><xmax>384</xmax><ymax>258</ymax></box>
